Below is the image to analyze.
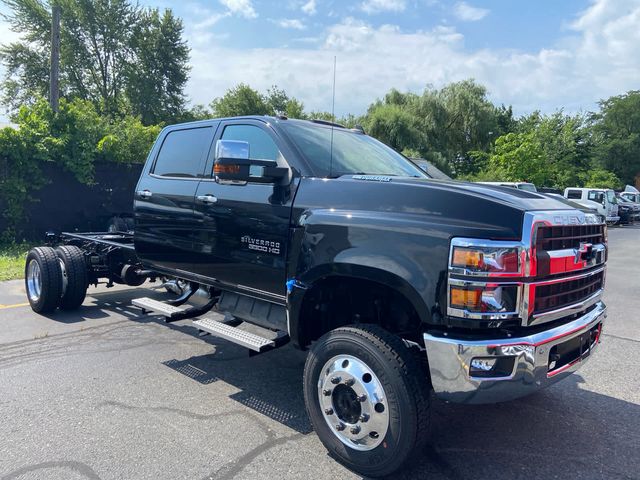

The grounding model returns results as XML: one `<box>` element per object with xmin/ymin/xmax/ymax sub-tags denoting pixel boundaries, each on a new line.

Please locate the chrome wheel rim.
<box><xmin>26</xmin><ymin>259</ymin><xmax>42</xmax><ymax>303</ymax></box>
<box><xmin>318</xmin><ymin>354</ymin><xmax>390</xmax><ymax>451</ymax></box>
<box><xmin>59</xmin><ymin>258</ymin><xmax>68</xmax><ymax>296</ymax></box>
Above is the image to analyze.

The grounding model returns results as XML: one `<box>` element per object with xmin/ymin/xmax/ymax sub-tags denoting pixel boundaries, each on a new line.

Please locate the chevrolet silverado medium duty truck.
<box><xmin>25</xmin><ymin>116</ymin><xmax>608</xmax><ymax>477</ymax></box>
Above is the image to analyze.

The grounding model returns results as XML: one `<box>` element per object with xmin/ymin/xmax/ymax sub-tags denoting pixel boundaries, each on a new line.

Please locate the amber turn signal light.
<box><xmin>214</xmin><ymin>164</ymin><xmax>241</xmax><ymax>175</ymax></box>
<box><xmin>450</xmin><ymin>287</ymin><xmax>482</xmax><ymax>309</ymax></box>
<box><xmin>452</xmin><ymin>248</ymin><xmax>483</xmax><ymax>268</ymax></box>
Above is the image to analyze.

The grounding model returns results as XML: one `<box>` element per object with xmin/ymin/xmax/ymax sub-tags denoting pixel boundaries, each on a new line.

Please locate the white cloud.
<box><xmin>219</xmin><ymin>0</ymin><xmax>257</xmax><ymax>19</ymax></box>
<box><xmin>360</xmin><ymin>0</ymin><xmax>406</xmax><ymax>14</ymax></box>
<box><xmin>194</xmin><ymin>12</ymin><xmax>230</xmax><ymax>30</ymax></box>
<box><xmin>301</xmin><ymin>0</ymin><xmax>317</xmax><ymax>15</ymax></box>
<box><xmin>453</xmin><ymin>2</ymin><xmax>489</xmax><ymax>22</ymax></box>
<box><xmin>276</xmin><ymin>18</ymin><xmax>306</xmax><ymax>30</ymax></box>
<box><xmin>185</xmin><ymin>1</ymin><xmax>640</xmax><ymax>118</ymax></box>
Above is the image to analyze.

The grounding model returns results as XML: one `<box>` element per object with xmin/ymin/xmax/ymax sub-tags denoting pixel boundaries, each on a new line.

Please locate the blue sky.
<box><xmin>1</xmin><ymin>0</ymin><xmax>639</xmax><ymax>121</ymax></box>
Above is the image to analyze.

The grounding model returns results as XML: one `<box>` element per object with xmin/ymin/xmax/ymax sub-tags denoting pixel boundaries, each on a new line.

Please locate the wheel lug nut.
<box><xmin>324</xmin><ymin>408</ymin><xmax>334</xmax><ymax>415</ymax></box>
<box><xmin>330</xmin><ymin>376</ymin><xmax>341</xmax><ymax>384</ymax></box>
<box><xmin>358</xmin><ymin>394</ymin><xmax>367</xmax><ymax>402</ymax></box>
<box><xmin>335</xmin><ymin>423</ymin><xmax>345</xmax><ymax>431</ymax></box>
<box><xmin>344</xmin><ymin>378</ymin><xmax>355</xmax><ymax>386</ymax></box>
<box><xmin>359</xmin><ymin>414</ymin><xmax>369</xmax><ymax>422</ymax></box>
<box><xmin>350</xmin><ymin>426</ymin><xmax>361</xmax><ymax>434</ymax></box>
<box><xmin>322</xmin><ymin>389</ymin><xmax>332</xmax><ymax>396</ymax></box>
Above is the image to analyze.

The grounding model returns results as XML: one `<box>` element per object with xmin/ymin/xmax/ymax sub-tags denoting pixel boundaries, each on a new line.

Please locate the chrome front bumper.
<box><xmin>423</xmin><ymin>302</ymin><xmax>606</xmax><ymax>404</ymax></box>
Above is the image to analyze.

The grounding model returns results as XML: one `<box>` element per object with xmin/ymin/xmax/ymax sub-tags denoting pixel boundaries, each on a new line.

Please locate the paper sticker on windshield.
<box><xmin>241</xmin><ymin>235</ymin><xmax>281</xmax><ymax>255</ymax></box>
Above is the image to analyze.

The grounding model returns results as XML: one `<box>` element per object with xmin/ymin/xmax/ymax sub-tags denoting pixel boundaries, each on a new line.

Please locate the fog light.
<box><xmin>470</xmin><ymin>358</ymin><xmax>497</xmax><ymax>372</ymax></box>
<box><xmin>469</xmin><ymin>356</ymin><xmax>516</xmax><ymax>378</ymax></box>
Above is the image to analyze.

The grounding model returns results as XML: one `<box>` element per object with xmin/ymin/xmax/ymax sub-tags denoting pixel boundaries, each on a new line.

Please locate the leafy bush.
<box><xmin>0</xmin><ymin>97</ymin><xmax>162</xmax><ymax>238</ymax></box>
<box><xmin>97</xmin><ymin>116</ymin><xmax>161</xmax><ymax>164</ymax></box>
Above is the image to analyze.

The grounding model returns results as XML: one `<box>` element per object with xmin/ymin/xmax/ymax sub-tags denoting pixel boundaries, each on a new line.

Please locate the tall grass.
<box><xmin>0</xmin><ymin>244</ymin><xmax>31</xmax><ymax>281</ymax></box>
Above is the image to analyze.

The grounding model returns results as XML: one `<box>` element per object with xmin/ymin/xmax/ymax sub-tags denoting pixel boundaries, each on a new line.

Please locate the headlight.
<box><xmin>449</xmin><ymin>284</ymin><xmax>518</xmax><ymax>313</ymax></box>
<box><xmin>451</xmin><ymin>246</ymin><xmax>520</xmax><ymax>275</ymax></box>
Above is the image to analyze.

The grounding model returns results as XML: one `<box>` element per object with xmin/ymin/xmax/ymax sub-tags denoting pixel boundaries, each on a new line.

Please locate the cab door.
<box><xmin>190</xmin><ymin>120</ymin><xmax>295</xmax><ymax>298</ymax></box>
<box><xmin>134</xmin><ymin>124</ymin><xmax>216</xmax><ymax>271</ymax></box>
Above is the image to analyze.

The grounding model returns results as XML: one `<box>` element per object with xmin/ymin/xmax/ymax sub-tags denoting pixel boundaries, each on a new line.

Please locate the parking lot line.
<box><xmin>0</xmin><ymin>302</ymin><xmax>30</xmax><ymax>310</ymax></box>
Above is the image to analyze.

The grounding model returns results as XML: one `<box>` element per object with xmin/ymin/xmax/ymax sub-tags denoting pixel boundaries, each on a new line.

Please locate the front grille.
<box><xmin>534</xmin><ymin>271</ymin><xmax>604</xmax><ymax>313</ymax></box>
<box><xmin>536</xmin><ymin>224</ymin><xmax>605</xmax><ymax>251</ymax></box>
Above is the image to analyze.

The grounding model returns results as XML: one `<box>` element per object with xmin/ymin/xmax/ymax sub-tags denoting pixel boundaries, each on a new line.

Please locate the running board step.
<box><xmin>192</xmin><ymin>317</ymin><xmax>288</xmax><ymax>352</ymax></box>
<box><xmin>132</xmin><ymin>297</ymin><xmax>187</xmax><ymax>319</ymax></box>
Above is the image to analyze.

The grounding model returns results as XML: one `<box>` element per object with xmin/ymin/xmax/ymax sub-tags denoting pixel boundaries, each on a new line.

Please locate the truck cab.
<box><xmin>620</xmin><ymin>185</ymin><xmax>640</xmax><ymax>203</ymax></box>
<box><xmin>564</xmin><ymin>187</ymin><xmax>619</xmax><ymax>224</ymax></box>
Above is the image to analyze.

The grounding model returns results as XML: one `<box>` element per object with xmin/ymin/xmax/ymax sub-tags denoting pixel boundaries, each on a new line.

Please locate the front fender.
<box><xmin>286</xmin><ymin>208</ymin><xmax>451</xmax><ymax>346</ymax></box>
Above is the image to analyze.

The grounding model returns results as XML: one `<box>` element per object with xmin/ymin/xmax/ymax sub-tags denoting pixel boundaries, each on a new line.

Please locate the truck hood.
<box><xmin>294</xmin><ymin>176</ymin><xmax>591</xmax><ymax>241</ymax></box>
<box><xmin>345</xmin><ymin>175</ymin><xmax>577</xmax><ymax>212</ymax></box>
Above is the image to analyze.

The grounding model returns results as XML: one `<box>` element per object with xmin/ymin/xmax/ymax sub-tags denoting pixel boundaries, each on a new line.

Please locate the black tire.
<box><xmin>55</xmin><ymin>245</ymin><xmax>88</xmax><ymax>310</ymax></box>
<box><xmin>303</xmin><ymin>324</ymin><xmax>431</xmax><ymax>478</ymax></box>
<box><xmin>25</xmin><ymin>247</ymin><xmax>63</xmax><ymax>314</ymax></box>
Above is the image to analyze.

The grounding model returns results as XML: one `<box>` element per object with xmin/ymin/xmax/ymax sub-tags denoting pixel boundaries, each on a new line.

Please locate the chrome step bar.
<box><xmin>132</xmin><ymin>297</ymin><xmax>187</xmax><ymax>317</ymax></box>
<box><xmin>193</xmin><ymin>317</ymin><xmax>283</xmax><ymax>352</ymax></box>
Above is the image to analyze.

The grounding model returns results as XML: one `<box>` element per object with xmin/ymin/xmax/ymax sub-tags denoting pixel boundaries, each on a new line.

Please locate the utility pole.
<box><xmin>49</xmin><ymin>3</ymin><xmax>61</xmax><ymax>112</ymax></box>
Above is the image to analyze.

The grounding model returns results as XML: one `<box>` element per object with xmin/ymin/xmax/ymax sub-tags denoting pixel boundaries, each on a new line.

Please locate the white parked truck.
<box><xmin>564</xmin><ymin>188</ymin><xmax>619</xmax><ymax>224</ymax></box>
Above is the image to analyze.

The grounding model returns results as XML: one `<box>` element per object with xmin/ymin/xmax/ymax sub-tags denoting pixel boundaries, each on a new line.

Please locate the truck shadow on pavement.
<box><xmin>162</xmin><ymin>344</ymin><xmax>313</xmax><ymax>435</ymax></box>
<box><xmin>39</xmin><ymin>285</ymin><xmax>171</xmax><ymax>324</ymax></box>
<box><xmin>162</xmin><ymin>342</ymin><xmax>639</xmax><ymax>480</ymax></box>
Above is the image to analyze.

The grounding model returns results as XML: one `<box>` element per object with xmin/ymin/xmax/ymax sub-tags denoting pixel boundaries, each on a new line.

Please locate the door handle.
<box><xmin>196</xmin><ymin>194</ymin><xmax>218</xmax><ymax>205</ymax></box>
<box><xmin>137</xmin><ymin>189</ymin><xmax>152</xmax><ymax>199</ymax></box>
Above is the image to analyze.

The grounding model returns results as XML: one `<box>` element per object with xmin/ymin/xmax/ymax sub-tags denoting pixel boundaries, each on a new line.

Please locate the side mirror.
<box><xmin>213</xmin><ymin>139</ymin><xmax>288</xmax><ymax>184</ymax></box>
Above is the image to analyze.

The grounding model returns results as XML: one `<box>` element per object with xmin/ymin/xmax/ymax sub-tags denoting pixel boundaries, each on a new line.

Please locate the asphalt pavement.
<box><xmin>0</xmin><ymin>226</ymin><xmax>639</xmax><ymax>480</ymax></box>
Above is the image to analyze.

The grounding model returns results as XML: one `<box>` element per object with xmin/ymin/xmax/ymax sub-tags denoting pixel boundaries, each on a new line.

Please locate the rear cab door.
<box><xmin>134</xmin><ymin>122</ymin><xmax>219</xmax><ymax>271</ymax></box>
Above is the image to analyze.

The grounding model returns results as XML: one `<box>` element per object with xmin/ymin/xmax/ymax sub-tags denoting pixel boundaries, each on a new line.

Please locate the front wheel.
<box><xmin>303</xmin><ymin>325</ymin><xmax>431</xmax><ymax>477</ymax></box>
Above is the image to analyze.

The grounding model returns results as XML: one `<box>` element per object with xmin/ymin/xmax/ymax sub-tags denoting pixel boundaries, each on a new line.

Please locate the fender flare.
<box><xmin>287</xmin><ymin>260</ymin><xmax>432</xmax><ymax>348</ymax></box>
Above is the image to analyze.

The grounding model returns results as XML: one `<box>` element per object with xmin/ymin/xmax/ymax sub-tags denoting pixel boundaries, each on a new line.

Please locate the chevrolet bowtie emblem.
<box><xmin>575</xmin><ymin>242</ymin><xmax>594</xmax><ymax>263</ymax></box>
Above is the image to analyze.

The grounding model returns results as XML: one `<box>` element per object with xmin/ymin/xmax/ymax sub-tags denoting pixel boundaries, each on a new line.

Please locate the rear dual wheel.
<box><xmin>55</xmin><ymin>245</ymin><xmax>88</xmax><ymax>310</ymax></box>
<box><xmin>303</xmin><ymin>325</ymin><xmax>431</xmax><ymax>478</ymax></box>
<box><xmin>25</xmin><ymin>245</ymin><xmax>88</xmax><ymax>313</ymax></box>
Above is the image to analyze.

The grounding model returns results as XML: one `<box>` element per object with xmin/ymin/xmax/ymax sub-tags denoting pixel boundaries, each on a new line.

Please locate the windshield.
<box><xmin>607</xmin><ymin>190</ymin><xmax>616</xmax><ymax>204</ymax></box>
<box><xmin>281</xmin><ymin>122</ymin><xmax>427</xmax><ymax>178</ymax></box>
<box><xmin>518</xmin><ymin>183</ymin><xmax>537</xmax><ymax>192</ymax></box>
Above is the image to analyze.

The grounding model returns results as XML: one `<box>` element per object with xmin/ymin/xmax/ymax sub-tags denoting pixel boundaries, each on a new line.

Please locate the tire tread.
<box><xmin>304</xmin><ymin>324</ymin><xmax>431</xmax><ymax>477</ymax></box>
<box><xmin>25</xmin><ymin>246</ymin><xmax>62</xmax><ymax>313</ymax></box>
<box><xmin>56</xmin><ymin>245</ymin><xmax>88</xmax><ymax>310</ymax></box>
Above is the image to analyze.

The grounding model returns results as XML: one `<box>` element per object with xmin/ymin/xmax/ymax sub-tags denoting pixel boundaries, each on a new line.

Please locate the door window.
<box><xmin>221</xmin><ymin>125</ymin><xmax>280</xmax><ymax>161</ymax></box>
<box><xmin>588</xmin><ymin>190</ymin><xmax>604</xmax><ymax>203</ymax></box>
<box><xmin>153</xmin><ymin>127</ymin><xmax>212</xmax><ymax>178</ymax></box>
<box><xmin>566</xmin><ymin>190</ymin><xmax>582</xmax><ymax>199</ymax></box>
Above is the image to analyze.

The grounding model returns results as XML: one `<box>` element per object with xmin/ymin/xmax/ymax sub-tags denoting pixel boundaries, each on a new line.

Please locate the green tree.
<box><xmin>360</xmin><ymin>80</ymin><xmax>501</xmax><ymax>176</ymax></box>
<box><xmin>591</xmin><ymin>91</ymin><xmax>640</xmax><ymax>185</ymax></box>
<box><xmin>126</xmin><ymin>8</ymin><xmax>190</xmax><ymax>125</ymax></box>
<box><xmin>97</xmin><ymin>116</ymin><xmax>161</xmax><ymax>164</ymax></box>
<box><xmin>363</xmin><ymin>103</ymin><xmax>422</xmax><ymax>152</ymax></box>
<box><xmin>583</xmin><ymin>168</ymin><xmax>622</xmax><ymax>190</ymax></box>
<box><xmin>0</xmin><ymin>0</ymin><xmax>190</xmax><ymax>121</ymax></box>
<box><xmin>478</xmin><ymin>111</ymin><xmax>598</xmax><ymax>189</ymax></box>
<box><xmin>435</xmin><ymin>80</ymin><xmax>499</xmax><ymax>175</ymax></box>
<box><xmin>210</xmin><ymin>84</ymin><xmax>271</xmax><ymax>117</ymax></box>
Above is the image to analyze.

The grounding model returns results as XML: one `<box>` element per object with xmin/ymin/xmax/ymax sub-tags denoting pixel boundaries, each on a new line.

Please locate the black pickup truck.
<box><xmin>25</xmin><ymin>116</ymin><xmax>608</xmax><ymax>477</ymax></box>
